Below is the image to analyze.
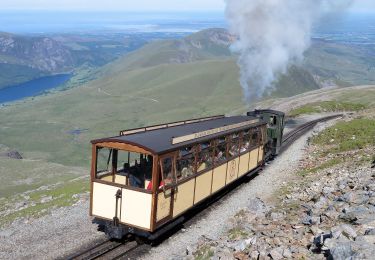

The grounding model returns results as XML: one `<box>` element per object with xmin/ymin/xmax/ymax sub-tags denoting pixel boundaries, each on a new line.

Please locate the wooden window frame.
<box><xmin>159</xmin><ymin>152</ymin><xmax>178</xmax><ymax>192</ymax></box>
<box><xmin>95</xmin><ymin>146</ymin><xmax>113</xmax><ymax>180</ymax></box>
<box><xmin>175</xmin><ymin>146</ymin><xmax>197</xmax><ymax>184</ymax></box>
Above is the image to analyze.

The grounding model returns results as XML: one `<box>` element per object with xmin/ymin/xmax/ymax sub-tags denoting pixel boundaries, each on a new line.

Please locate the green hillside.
<box><xmin>102</xmin><ymin>28</ymin><xmax>233</xmax><ymax>73</ymax></box>
<box><xmin>0</xmin><ymin>63</ymin><xmax>46</xmax><ymax>88</ymax></box>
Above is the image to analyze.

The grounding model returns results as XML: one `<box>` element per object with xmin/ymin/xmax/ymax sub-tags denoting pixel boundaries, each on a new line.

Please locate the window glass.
<box><xmin>176</xmin><ymin>147</ymin><xmax>195</xmax><ymax>181</ymax></box>
<box><xmin>240</xmin><ymin>130</ymin><xmax>250</xmax><ymax>152</ymax></box>
<box><xmin>114</xmin><ymin>150</ymin><xmax>153</xmax><ymax>189</ymax></box>
<box><xmin>96</xmin><ymin>147</ymin><xmax>113</xmax><ymax>178</ymax></box>
<box><xmin>161</xmin><ymin>156</ymin><xmax>175</xmax><ymax>187</ymax></box>
<box><xmin>228</xmin><ymin>133</ymin><xmax>240</xmax><ymax>158</ymax></box>
<box><xmin>251</xmin><ymin>129</ymin><xmax>259</xmax><ymax>148</ymax></box>
<box><xmin>214</xmin><ymin>137</ymin><xmax>227</xmax><ymax>164</ymax></box>
<box><xmin>197</xmin><ymin>142</ymin><xmax>213</xmax><ymax>173</ymax></box>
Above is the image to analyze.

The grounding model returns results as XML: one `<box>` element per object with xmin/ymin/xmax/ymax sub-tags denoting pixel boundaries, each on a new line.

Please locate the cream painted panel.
<box><xmin>121</xmin><ymin>189</ymin><xmax>152</xmax><ymax>229</ymax></box>
<box><xmin>238</xmin><ymin>152</ymin><xmax>250</xmax><ymax>177</ymax></box>
<box><xmin>249</xmin><ymin>148</ymin><xmax>259</xmax><ymax>171</ymax></box>
<box><xmin>172</xmin><ymin>179</ymin><xmax>195</xmax><ymax>217</ymax></box>
<box><xmin>156</xmin><ymin>192</ymin><xmax>171</xmax><ymax>221</ymax></box>
<box><xmin>92</xmin><ymin>182</ymin><xmax>121</xmax><ymax>219</ymax></box>
<box><xmin>258</xmin><ymin>146</ymin><xmax>264</xmax><ymax>162</ymax></box>
<box><xmin>100</xmin><ymin>175</ymin><xmax>112</xmax><ymax>182</ymax></box>
<box><xmin>194</xmin><ymin>170</ymin><xmax>213</xmax><ymax>204</ymax></box>
<box><xmin>211</xmin><ymin>163</ymin><xmax>227</xmax><ymax>193</ymax></box>
<box><xmin>114</xmin><ymin>175</ymin><xmax>127</xmax><ymax>185</ymax></box>
<box><xmin>226</xmin><ymin>158</ymin><xmax>239</xmax><ymax>184</ymax></box>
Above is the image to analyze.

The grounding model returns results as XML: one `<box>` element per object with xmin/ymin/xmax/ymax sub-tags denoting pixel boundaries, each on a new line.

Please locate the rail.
<box><xmin>65</xmin><ymin>238</ymin><xmax>139</xmax><ymax>260</ymax></box>
<box><xmin>280</xmin><ymin>114</ymin><xmax>343</xmax><ymax>153</ymax></box>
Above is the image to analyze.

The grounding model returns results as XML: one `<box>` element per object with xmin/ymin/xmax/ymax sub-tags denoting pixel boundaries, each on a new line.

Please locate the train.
<box><xmin>89</xmin><ymin>109</ymin><xmax>285</xmax><ymax>240</ymax></box>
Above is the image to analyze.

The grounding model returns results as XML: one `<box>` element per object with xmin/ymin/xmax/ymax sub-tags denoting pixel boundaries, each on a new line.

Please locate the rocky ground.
<box><xmin>0</xmin><ymin>193</ymin><xmax>106</xmax><ymax>260</ymax></box>
<box><xmin>186</xmin><ymin>113</ymin><xmax>375</xmax><ymax>259</ymax></box>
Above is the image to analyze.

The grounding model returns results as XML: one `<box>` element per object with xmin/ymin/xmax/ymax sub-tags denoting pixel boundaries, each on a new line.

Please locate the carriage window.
<box><xmin>161</xmin><ymin>157</ymin><xmax>175</xmax><ymax>187</ymax></box>
<box><xmin>251</xmin><ymin>129</ymin><xmax>260</xmax><ymax>147</ymax></box>
<box><xmin>241</xmin><ymin>130</ymin><xmax>250</xmax><ymax>152</ymax></box>
<box><xmin>214</xmin><ymin>137</ymin><xmax>227</xmax><ymax>165</ymax></box>
<box><xmin>197</xmin><ymin>142</ymin><xmax>213</xmax><ymax>173</ymax></box>
<box><xmin>228</xmin><ymin>133</ymin><xmax>240</xmax><ymax>158</ymax></box>
<box><xmin>114</xmin><ymin>151</ymin><xmax>153</xmax><ymax>188</ymax></box>
<box><xmin>96</xmin><ymin>147</ymin><xmax>113</xmax><ymax>178</ymax></box>
<box><xmin>176</xmin><ymin>147</ymin><xmax>195</xmax><ymax>181</ymax></box>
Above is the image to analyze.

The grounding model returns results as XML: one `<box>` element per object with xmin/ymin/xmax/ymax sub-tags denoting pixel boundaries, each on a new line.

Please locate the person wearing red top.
<box><xmin>147</xmin><ymin>180</ymin><xmax>165</xmax><ymax>190</ymax></box>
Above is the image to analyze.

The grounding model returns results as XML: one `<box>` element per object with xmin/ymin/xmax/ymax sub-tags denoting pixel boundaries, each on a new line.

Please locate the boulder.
<box><xmin>329</xmin><ymin>242</ymin><xmax>354</xmax><ymax>259</ymax></box>
<box><xmin>269</xmin><ymin>247</ymin><xmax>283</xmax><ymax>260</ymax></box>
<box><xmin>247</xmin><ymin>198</ymin><xmax>269</xmax><ymax>217</ymax></box>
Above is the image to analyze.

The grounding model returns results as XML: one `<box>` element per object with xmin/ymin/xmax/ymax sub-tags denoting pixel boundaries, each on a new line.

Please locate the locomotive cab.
<box><xmin>247</xmin><ymin>109</ymin><xmax>285</xmax><ymax>158</ymax></box>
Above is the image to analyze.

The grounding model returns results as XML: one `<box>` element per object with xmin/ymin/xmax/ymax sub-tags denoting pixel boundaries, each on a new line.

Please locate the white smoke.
<box><xmin>225</xmin><ymin>0</ymin><xmax>353</xmax><ymax>102</ymax></box>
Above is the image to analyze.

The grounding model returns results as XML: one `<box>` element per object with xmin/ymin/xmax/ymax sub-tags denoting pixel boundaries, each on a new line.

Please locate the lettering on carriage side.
<box><xmin>229</xmin><ymin>160</ymin><xmax>236</xmax><ymax>179</ymax></box>
<box><xmin>172</xmin><ymin>119</ymin><xmax>259</xmax><ymax>145</ymax></box>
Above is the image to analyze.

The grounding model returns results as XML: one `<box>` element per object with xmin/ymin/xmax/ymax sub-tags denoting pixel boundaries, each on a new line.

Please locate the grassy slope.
<box><xmin>0</xmin><ymin>63</ymin><xmax>46</xmax><ymax>89</ymax></box>
<box><xmin>0</xmin><ymin>59</ymin><xmax>243</xmax><ymax>167</ymax></box>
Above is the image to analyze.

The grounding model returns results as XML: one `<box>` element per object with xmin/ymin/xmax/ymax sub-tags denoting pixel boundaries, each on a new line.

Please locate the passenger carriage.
<box><xmin>90</xmin><ymin>114</ymin><xmax>268</xmax><ymax>239</ymax></box>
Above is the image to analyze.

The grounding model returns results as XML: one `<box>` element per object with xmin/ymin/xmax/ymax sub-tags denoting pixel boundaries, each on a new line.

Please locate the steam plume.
<box><xmin>225</xmin><ymin>0</ymin><xmax>352</xmax><ymax>102</ymax></box>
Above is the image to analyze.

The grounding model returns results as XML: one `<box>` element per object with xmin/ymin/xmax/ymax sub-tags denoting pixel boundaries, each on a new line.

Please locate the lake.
<box><xmin>0</xmin><ymin>74</ymin><xmax>72</xmax><ymax>104</ymax></box>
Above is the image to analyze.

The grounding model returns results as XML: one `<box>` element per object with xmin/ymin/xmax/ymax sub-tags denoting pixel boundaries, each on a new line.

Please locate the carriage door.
<box><xmin>156</xmin><ymin>153</ymin><xmax>177</xmax><ymax>224</ymax></box>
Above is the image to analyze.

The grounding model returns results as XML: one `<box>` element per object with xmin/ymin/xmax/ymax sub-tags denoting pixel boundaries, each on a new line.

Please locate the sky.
<box><xmin>0</xmin><ymin>0</ymin><xmax>375</xmax><ymax>13</ymax></box>
<box><xmin>0</xmin><ymin>0</ymin><xmax>374</xmax><ymax>13</ymax></box>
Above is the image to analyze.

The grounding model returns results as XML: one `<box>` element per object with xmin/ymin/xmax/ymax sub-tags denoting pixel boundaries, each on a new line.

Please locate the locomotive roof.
<box><xmin>247</xmin><ymin>109</ymin><xmax>285</xmax><ymax>117</ymax></box>
<box><xmin>91</xmin><ymin>115</ymin><xmax>265</xmax><ymax>155</ymax></box>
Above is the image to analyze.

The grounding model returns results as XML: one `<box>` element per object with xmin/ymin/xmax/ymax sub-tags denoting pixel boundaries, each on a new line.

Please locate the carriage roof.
<box><xmin>91</xmin><ymin>115</ymin><xmax>265</xmax><ymax>155</ymax></box>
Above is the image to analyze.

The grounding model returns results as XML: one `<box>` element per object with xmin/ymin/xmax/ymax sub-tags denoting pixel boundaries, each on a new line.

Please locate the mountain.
<box><xmin>0</xmin><ymin>32</ymin><xmax>74</xmax><ymax>88</ymax></box>
<box><xmin>106</xmin><ymin>28</ymin><xmax>234</xmax><ymax>72</ymax></box>
<box><xmin>102</xmin><ymin>28</ymin><xmax>320</xmax><ymax>98</ymax></box>
<box><xmin>0</xmin><ymin>31</ymin><xmax>167</xmax><ymax>89</ymax></box>
<box><xmin>0</xmin><ymin>32</ymin><xmax>74</xmax><ymax>72</ymax></box>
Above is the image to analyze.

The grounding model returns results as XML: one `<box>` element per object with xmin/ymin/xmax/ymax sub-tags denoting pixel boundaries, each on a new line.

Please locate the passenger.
<box><xmin>129</xmin><ymin>173</ymin><xmax>143</xmax><ymax>188</ymax></box>
<box><xmin>240</xmin><ymin>142</ymin><xmax>249</xmax><ymax>153</ymax></box>
<box><xmin>123</xmin><ymin>163</ymin><xmax>130</xmax><ymax>175</ymax></box>
<box><xmin>181</xmin><ymin>167</ymin><xmax>188</xmax><ymax>178</ymax></box>
<box><xmin>146</xmin><ymin>179</ymin><xmax>165</xmax><ymax>190</ymax></box>
<box><xmin>214</xmin><ymin>151</ymin><xmax>224</xmax><ymax>163</ymax></box>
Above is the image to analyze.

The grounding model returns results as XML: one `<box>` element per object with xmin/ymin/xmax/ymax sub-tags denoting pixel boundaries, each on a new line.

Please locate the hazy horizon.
<box><xmin>1</xmin><ymin>10</ymin><xmax>374</xmax><ymax>39</ymax></box>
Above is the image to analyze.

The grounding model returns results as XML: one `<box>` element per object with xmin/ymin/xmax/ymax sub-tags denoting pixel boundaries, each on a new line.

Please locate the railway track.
<box><xmin>66</xmin><ymin>238</ymin><xmax>139</xmax><ymax>260</ymax></box>
<box><xmin>68</xmin><ymin>114</ymin><xmax>342</xmax><ymax>260</ymax></box>
<box><xmin>280</xmin><ymin>114</ymin><xmax>342</xmax><ymax>153</ymax></box>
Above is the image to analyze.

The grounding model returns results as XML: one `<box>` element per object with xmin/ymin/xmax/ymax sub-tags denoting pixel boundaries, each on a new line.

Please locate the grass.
<box><xmin>0</xmin><ymin>178</ymin><xmax>88</xmax><ymax>228</ymax></box>
<box><xmin>194</xmin><ymin>244</ymin><xmax>214</xmax><ymax>260</ymax></box>
<box><xmin>298</xmin><ymin>158</ymin><xmax>343</xmax><ymax>177</ymax></box>
<box><xmin>296</xmin><ymin>117</ymin><xmax>375</xmax><ymax>178</ymax></box>
<box><xmin>228</xmin><ymin>227</ymin><xmax>249</xmax><ymax>240</ymax></box>
<box><xmin>312</xmin><ymin>118</ymin><xmax>375</xmax><ymax>154</ymax></box>
<box><xmin>288</xmin><ymin>101</ymin><xmax>367</xmax><ymax>117</ymax></box>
